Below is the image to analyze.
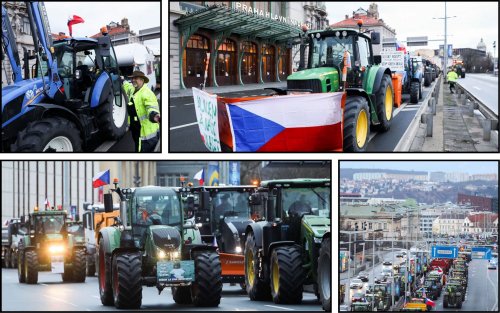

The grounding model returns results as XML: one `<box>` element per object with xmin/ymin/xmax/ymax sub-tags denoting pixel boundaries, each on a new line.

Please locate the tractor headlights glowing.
<box><xmin>157</xmin><ymin>250</ymin><xmax>166</xmax><ymax>259</ymax></box>
<box><xmin>235</xmin><ymin>246</ymin><xmax>242</xmax><ymax>253</ymax></box>
<box><xmin>48</xmin><ymin>245</ymin><xmax>65</xmax><ymax>254</ymax></box>
<box><xmin>170</xmin><ymin>251</ymin><xmax>180</xmax><ymax>259</ymax></box>
<box><xmin>157</xmin><ymin>249</ymin><xmax>179</xmax><ymax>260</ymax></box>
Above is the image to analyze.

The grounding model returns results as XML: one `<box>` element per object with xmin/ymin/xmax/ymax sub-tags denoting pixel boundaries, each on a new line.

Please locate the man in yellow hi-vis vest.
<box><xmin>122</xmin><ymin>71</ymin><xmax>160</xmax><ymax>152</ymax></box>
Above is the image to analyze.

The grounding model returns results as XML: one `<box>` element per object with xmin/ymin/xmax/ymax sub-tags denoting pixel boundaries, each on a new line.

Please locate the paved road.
<box><xmin>1</xmin><ymin>268</ymin><xmax>321</xmax><ymax>311</ymax></box>
<box><xmin>456</xmin><ymin>73</ymin><xmax>498</xmax><ymax>116</ymax></box>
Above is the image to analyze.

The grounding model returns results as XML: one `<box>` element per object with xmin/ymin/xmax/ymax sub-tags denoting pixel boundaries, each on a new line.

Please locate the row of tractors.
<box><xmin>3</xmin><ymin>178</ymin><xmax>331</xmax><ymax>310</ymax></box>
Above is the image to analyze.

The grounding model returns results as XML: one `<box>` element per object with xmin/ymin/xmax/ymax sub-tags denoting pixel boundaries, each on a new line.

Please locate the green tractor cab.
<box><xmin>443</xmin><ymin>283</ymin><xmax>463</xmax><ymax>308</ymax></box>
<box><xmin>98</xmin><ymin>182</ymin><xmax>222</xmax><ymax>309</ymax></box>
<box><xmin>286</xmin><ymin>26</ymin><xmax>395</xmax><ymax>152</ymax></box>
<box><xmin>17</xmin><ymin>208</ymin><xmax>86</xmax><ymax>284</ymax></box>
<box><xmin>244</xmin><ymin>179</ymin><xmax>331</xmax><ymax>311</ymax></box>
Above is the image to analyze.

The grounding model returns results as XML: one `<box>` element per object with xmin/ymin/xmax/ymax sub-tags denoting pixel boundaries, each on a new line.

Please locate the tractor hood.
<box><xmin>302</xmin><ymin>215</ymin><xmax>330</xmax><ymax>238</ymax></box>
<box><xmin>287</xmin><ymin>67</ymin><xmax>339</xmax><ymax>81</ymax></box>
<box><xmin>45</xmin><ymin>233</ymin><xmax>64</xmax><ymax>241</ymax></box>
<box><xmin>149</xmin><ymin>225</ymin><xmax>181</xmax><ymax>251</ymax></box>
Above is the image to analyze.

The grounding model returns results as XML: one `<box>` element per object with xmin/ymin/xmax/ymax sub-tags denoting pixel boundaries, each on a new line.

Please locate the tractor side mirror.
<box><xmin>98</xmin><ymin>36</ymin><xmax>111</xmax><ymax>57</ymax></box>
<box><xmin>104</xmin><ymin>194</ymin><xmax>114</xmax><ymax>213</ymax></box>
<box><xmin>373</xmin><ymin>55</ymin><xmax>382</xmax><ymax>65</ymax></box>
<box><xmin>371</xmin><ymin>32</ymin><xmax>381</xmax><ymax>45</ymax></box>
<box><xmin>249</xmin><ymin>193</ymin><xmax>261</xmax><ymax>205</ymax></box>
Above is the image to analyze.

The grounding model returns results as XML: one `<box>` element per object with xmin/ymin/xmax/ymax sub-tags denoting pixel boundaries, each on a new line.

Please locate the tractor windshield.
<box><xmin>132</xmin><ymin>191</ymin><xmax>182</xmax><ymax>227</ymax></box>
<box><xmin>282</xmin><ymin>186</ymin><xmax>330</xmax><ymax>218</ymax></box>
<box><xmin>67</xmin><ymin>222</ymin><xmax>84</xmax><ymax>237</ymax></box>
<box><xmin>309</xmin><ymin>33</ymin><xmax>354</xmax><ymax>70</ymax></box>
<box><xmin>212</xmin><ymin>191</ymin><xmax>251</xmax><ymax>220</ymax></box>
<box><xmin>34</xmin><ymin>214</ymin><xmax>66</xmax><ymax>234</ymax></box>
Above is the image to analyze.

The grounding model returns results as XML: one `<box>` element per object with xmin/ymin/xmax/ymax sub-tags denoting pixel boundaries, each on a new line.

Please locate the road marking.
<box><xmin>473</xmin><ymin>86</ymin><xmax>481</xmax><ymax>90</ymax></box>
<box><xmin>170</xmin><ymin>122</ymin><xmax>198</xmax><ymax>130</ymax></box>
<box><xmin>265</xmin><ymin>305</ymin><xmax>295</xmax><ymax>310</ymax></box>
<box><xmin>183</xmin><ymin>102</ymin><xmax>194</xmax><ymax>106</ymax></box>
<box><xmin>44</xmin><ymin>294</ymin><xmax>79</xmax><ymax>307</ymax></box>
<box><xmin>41</xmin><ymin>283</ymin><xmax>48</xmax><ymax>286</ymax></box>
<box><xmin>92</xmin><ymin>295</ymin><xmax>99</xmax><ymax>299</ymax></box>
<box><xmin>487</xmin><ymin>266</ymin><xmax>498</xmax><ymax>311</ymax></box>
<box><xmin>170</xmin><ymin>105</ymin><xmax>176</xmax><ymax>108</ymax></box>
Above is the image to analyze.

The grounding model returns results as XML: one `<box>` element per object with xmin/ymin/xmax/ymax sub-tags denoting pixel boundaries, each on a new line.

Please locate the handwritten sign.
<box><xmin>381</xmin><ymin>50</ymin><xmax>405</xmax><ymax>72</ymax></box>
<box><xmin>192</xmin><ymin>87</ymin><xmax>221</xmax><ymax>152</ymax></box>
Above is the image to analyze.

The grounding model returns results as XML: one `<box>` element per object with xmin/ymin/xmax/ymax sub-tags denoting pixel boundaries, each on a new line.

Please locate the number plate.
<box><xmin>51</xmin><ymin>256</ymin><xmax>64</xmax><ymax>273</ymax></box>
<box><xmin>157</xmin><ymin>260</ymin><xmax>195</xmax><ymax>283</ymax></box>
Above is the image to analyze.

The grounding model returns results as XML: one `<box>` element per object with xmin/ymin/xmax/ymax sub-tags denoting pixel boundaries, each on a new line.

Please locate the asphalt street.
<box><xmin>456</xmin><ymin>73</ymin><xmax>498</xmax><ymax>116</ymax></box>
<box><xmin>1</xmin><ymin>268</ymin><xmax>322</xmax><ymax>311</ymax></box>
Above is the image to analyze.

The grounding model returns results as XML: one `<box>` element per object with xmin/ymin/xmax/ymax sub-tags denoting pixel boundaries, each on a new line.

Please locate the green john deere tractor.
<box><xmin>285</xmin><ymin>23</ymin><xmax>395</xmax><ymax>152</ymax></box>
<box><xmin>244</xmin><ymin>179</ymin><xmax>331</xmax><ymax>311</ymax></box>
<box><xmin>443</xmin><ymin>283</ymin><xmax>462</xmax><ymax>308</ymax></box>
<box><xmin>17</xmin><ymin>208</ymin><xmax>86</xmax><ymax>284</ymax></box>
<box><xmin>97</xmin><ymin>181</ymin><xmax>222</xmax><ymax>309</ymax></box>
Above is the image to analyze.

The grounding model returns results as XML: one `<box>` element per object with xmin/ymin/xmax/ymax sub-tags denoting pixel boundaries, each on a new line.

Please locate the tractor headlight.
<box><xmin>170</xmin><ymin>251</ymin><xmax>180</xmax><ymax>259</ymax></box>
<box><xmin>48</xmin><ymin>245</ymin><xmax>65</xmax><ymax>254</ymax></box>
<box><xmin>235</xmin><ymin>246</ymin><xmax>242</xmax><ymax>253</ymax></box>
<box><xmin>157</xmin><ymin>249</ymin><xmax>166</xmax><ymax>259</ymax></box>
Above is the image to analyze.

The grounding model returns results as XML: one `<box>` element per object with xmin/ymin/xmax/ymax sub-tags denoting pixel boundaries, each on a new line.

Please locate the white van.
<box><xmin>114</xmin><ymin>43</ymin><xmax>157</xmax><ymax>92</ymax></box>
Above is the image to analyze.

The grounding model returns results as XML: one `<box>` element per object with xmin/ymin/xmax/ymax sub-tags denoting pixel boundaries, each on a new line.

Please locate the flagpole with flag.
<box><xmin>44</xmin><ymin>198</ymin><xmax>51</xmax><ymax>210</ymax></box>
<box><xmin>193</xmin><ymin>169</ymin><xmax>204</xmax><ymax>186</ymax></box>
<box><xmin>93</xmin><ymin>169</ymin><xmax>110</xmax><ymax>189</ymax></box>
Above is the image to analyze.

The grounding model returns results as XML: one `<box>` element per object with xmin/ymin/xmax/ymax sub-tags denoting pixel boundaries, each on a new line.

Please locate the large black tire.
<box><xmin>87</xmin><ymin>254</ymin><xmax>96</xmax><ymax>277</ymax></box>
<box><xmin>374</xmin><ymin>74</ymin><xmax>394</xmax><ymax>132</ymax></box>
<box><xmin>343</xmin><ymin>96</ymin><xmax>370</xmax><ymax>152</ymax></box>
<box><xmin>72</xmin><ymin>248</ymin><xmax>87</xmax><ymax>282</ymax></box>
<box><xmin>98</xmin><ymin>237</ymin><xmax>114</xmax><ymax>306</ymax></box>
<box><xmin>424</xmin><ymin>72</ymin><xmax>431</xmax><ymax>87</ymax></box>
<box><xmin>270</xmin><ymin>246</ymin><xmax>304</xmax><ymax>304</ymax></box>
<box><xmin>410</xmin><ymin>82</ymin><xmax>419</xmax><ymax>104</ymax></box>
<box><xmin>172</xmin><ymin>286</ymin><xmax>192</xmax><ymax>304</ymax></box>
<box><xmin>17</xmin><ymin>242</ymin><xmax>25</xmax><ymax>283</ymax></box>
<box><xmin>192</xmin><ymin>251</ymin><xmax>222</xmax><ymax>307</ymax></box>
<box><xmin>419</xmin><ymin>81</ymin><xmax>423</xmax><ymax>99</ymax></box>
<box><xmin>318</xmin><ymin>238</ymin><xmax>331</xmax><ymax>312</ymax></box>
<box><xmin>25</xmin><ymin>250</ymin><xmax>38</xmax><ymax>284</ymax></box>
<box><xmin>11</xmin><ymin>117</ymin><xmax>82</xmax><ymax>152</ymax></box>
<box><xmin>461</xmin><ymin>72</ymin><xmax>465</xmax><ymax>78</ymax></box>
<box><xmin>112</xmin><ymin>252</ymin><xmax>142</xmax><ymax>309</ymax></box>
<box><xmin>96</xmin><ymin>92</ymin><xmax>128</xmax><ymax>140</ymax></box>
<box><xmin>245</xmin><ymin>232</ymin><xmax>271</xmax><ymax>301</ymax></box>
<box><xmin>10</xmin><ymin>250</ymin><xmax>17</xmax><ymax>269</ymax></box>
<box><xmin>62</xmin><ymin>263</ymin><xmax>74</xmax><ymax>282</ymax></box>
<box><xmin>5</xmin><ymin>250</ymin><xmax>11</xmax><ymax>268</ymax></box>
<box><xmin>443</xmin><ymin>296</ymin><xmax>448</xmax><ymax>308</ymax></box>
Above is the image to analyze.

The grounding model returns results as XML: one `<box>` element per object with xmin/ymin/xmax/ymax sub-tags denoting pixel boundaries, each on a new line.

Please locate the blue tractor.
<box><xmin>395</xmin><ymin>54</ymin><xmax>424</xmax><ymax>104</ymax></box>
<box><xmin>2</xmin><ymin>2</ymin><xmax>128</xmax><ymax>152</ymax></box>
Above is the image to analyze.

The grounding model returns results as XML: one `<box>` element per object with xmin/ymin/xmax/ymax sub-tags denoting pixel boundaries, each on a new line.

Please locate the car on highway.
<box><xmin>488</xmin><ymin>260</ymin><xmax>497</xmax><ymax>270</ymax></box>
<box><xmin>357</xmin><ymin>271</ymin><xmax>370</xmax><ymax>282</ymax></box>
<box><xmin>381</xmin><ymin>267</ymin><xmax>393</xmax><ymax>278</ymax></box>
<box><xmin>351</xmin><ymin>291</ymin><xmax>366</xmax><ymax>303</ymax></box>
<box><xmin>350</xmin><ymin>278</ymin><xmax>364</xmax><ymax>289</ymax></box>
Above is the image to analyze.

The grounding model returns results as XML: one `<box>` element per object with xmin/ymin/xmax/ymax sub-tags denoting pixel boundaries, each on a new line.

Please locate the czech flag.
<box><xmin>424</xmin><ymin>298</ymin><xmax>436</xmax><ymax>307</ymax></box>
<box><xmin>92</xmin><ymin>169</ymin><xmax>110</xmax><ymax>188</ymax></box>
<box><xmin>193</xmin><ymin>169</ymin><xmax>204</xmax><ymax>186</ymax></box>
<box><xmin>225</xmin><ymin>92</ymin><xmax>344</xmax><ymax>152</ymax></box>
<box><xmin>67</xmin><ymin>15</ymin><xmax>85</xmax><ymax>36</ymax></box>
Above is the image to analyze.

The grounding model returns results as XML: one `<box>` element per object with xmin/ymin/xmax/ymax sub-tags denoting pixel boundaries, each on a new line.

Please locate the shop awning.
<box><xmin>173</xmin><ymin>4</ymin><xmax>303</xmax><ymax>44</ymax></box>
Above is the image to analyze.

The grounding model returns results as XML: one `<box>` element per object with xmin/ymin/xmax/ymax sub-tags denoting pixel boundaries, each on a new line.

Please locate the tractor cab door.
<box><xmin>97</xmin><ymin>36</ymin><xmax>124</xmax><ymax>110</ymax></box>
<box><xmin>353</xmin><ymin>35</ymin><xmax>372</xmax><ymax>88</ymax></box>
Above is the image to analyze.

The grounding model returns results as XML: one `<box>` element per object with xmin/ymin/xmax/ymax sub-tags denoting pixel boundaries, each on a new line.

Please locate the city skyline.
<box><xmin>340</xmin><ymin>161</ymin><xmax>498</xmax><ymax>175</ymax></box>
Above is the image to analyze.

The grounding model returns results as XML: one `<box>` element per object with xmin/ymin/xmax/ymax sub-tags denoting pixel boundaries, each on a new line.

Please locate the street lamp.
<box><xmin>433</xmin><ymin>3</ymin><xmax>457</xmax><ymax>80</ymax></box>
<box><xmin>493</xmin><ymin>41</ymin><xmax>496</xmax><ymax>73</ymax></box>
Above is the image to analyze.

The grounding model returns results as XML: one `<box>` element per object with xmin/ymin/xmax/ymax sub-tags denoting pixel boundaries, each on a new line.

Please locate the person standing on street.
<box><xmin>447</xmin><ymin>68</ymin><xmax>459</xmax><ymax>94</ymax></box>
<box><xmin>122</xmin><ymin>71</ymin><xmax>160</xmax><ymax>152</ymax></box>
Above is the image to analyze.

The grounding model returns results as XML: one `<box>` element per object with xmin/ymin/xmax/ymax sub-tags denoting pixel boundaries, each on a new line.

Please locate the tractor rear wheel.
<box><xmin>270</xmin><ymin>246</ymin><xmax>304</xmax><ymax>304</ymax></box>
<box><xmin>112</xmin><ymin>252</ymin><xmax>142</xmax><ymax>309</ymax></box>
<box><xmin>318</xmin><ymin>238</ymin><xmax>331</xmax><ymax>312</ymax></box>
<box><xmin>343</xmin><ymin>96</ymin><xmax>370</xmax><ymax>152</ymax></box>
<box><xmin>25</xmin><ymin>250</ymin><xmax>38</xmax><ymax>284</ymax></box>
<box><xmin>410</xmin><ymin>82</ymin><xmax>420</xmax><ymax>104</ymax></box>
<box><xmin>98</xmin><ymin>237</ymin><xmax>114</xmax><ymax>306</ymax></box>
<box><xmin>96</xmin><ymin>92</ymin><xmax>128</xmax><ymax>140</ymax></box>
<box><xmin>192</xmin><ymin>251</ymin><xmax>222</xmax><ymax>306</ymax></box>
<box><xmin>12</xmin><ymin>117</ymin><xmax>82</xmax><ymax>152</ymax></box>
<box><xmin>17</xmin><ymin>242</ymin><xmax>25</xmax><ymax>283</ymax></box>
<box><xmin>5</xmin><ymin>250</ymin><xmax>11</xmax><ymax>268</ymax></box>
<box><xmin>86</xmin><ymin>254</ymin><xmax>96</xmax><ymax>277</ymax></box>
<box><xmin>73</xmin><ymin>248</ymin><xmax>87</xmax><ymax>282</ymax></box>
<box><xmin>172</xmin><ymin>286</ymin><xmax>192</xmax><ymax>304</ymax></box>
<box><xmin>245</xmin><ymin>232</ymin><xmax>271</xmax><ymax>301</ymax></box>
<box><xmin>10</xmin><ymin>250</ymin><xmax>17</xmax><ymax>269</ymax></box>
<box><xmin>424</xmin><ymin>73</ymin><xmax>431</xmax><ymax>87</ymax></box>
<box><xmin>374</xmin><ymin>74</ymin><xmax>394</xmax><ymax>132</ymax></box>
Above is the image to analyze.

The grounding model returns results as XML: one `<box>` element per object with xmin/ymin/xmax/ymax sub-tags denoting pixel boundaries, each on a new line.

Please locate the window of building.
<box><xmin>369</xmin><ymin>222</ymin><xmax>372</xmax><ymax>230</ymax></box>
<box><xmin>23</xmin><ymin>17</ymin><xmax>31</xmax><ymax>35</ymax></box>
<box><xmin>183</xmin><ymin>34</ymin><xmax>210</xmax><ymax>88</ymax></box>
<box><xmin>271</xmin><ymin>2</ymin><xmax>283</xmax><ymax>16</ymax></box>
<box><xmin>255</xmin><ymin>2</ymin><xmax>269</xmax><ymax>13</ymax></box>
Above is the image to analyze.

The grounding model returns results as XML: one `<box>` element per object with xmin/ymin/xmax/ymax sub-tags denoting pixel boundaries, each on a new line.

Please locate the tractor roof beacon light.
<box><xmin>357</xmin><ymin>19</ymin><xmax>363</xmax><ymax>32</ymax></box>
<box><xmin>100</xmin><ymin>26</ymin><xmax>108</xmax><ymax>36</ymax></box>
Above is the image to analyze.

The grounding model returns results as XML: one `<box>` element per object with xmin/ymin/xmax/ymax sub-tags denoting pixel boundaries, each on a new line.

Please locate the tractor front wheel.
<box><xmin>98</xmin><ymin>237</ymin><xmax>114</xmax><ymax>306</ymax></box>
<box><xmin>112</xmin><ymin>252</ymin><xmax>142</xmax><ymax>309</ymax></box>
<box><xmin>270</xmin><ymin>246</ymin><xmax>304</xmax><ymax>304</ymax></box>
<box><xmin>96</xmin><ymin>92</ymin><xmax>128</xmax><ymax>140</ymax></box>
<box><xmin>10</xmin><ymin>250</ymin><xmax>18</xmax><ymax>269</ymax></box>
<box><xmin>343</xmin><ymin>96</ymin><xmax>370</xmax><ymax>152</ymax></box>
<box><xmin>73</xmin><ymin>248</ymin><xmax>87</xmax><ymax>282</ymax></box>
<box><xmin>86</xmin><ymin>254</ymin><xmax>96</xmax><ymax>277</ymax></box>
<box><xmin>318</xmin><ymin>238</ymin><xmax>331</xmax><ymax>312</ymax></box>
<box><xmin>172</xmin><ymin>286</ymin><xmax>192</xmax><ymax>304</ymax></box>
<box><xmin>12</xmin><ymin>117</ymin><xmax>82</xmax><ymax>152</ymax></box>
<box><xmin>424</xmin><ymin>72</ymin><xmax>431</xmax><ymax>87</ymax></box>
<box><xmin>25</xmin><ymin>250</ymin><xmax>38</xmax><ymax>284</ymax></box>
<box><xmin>191</xmin><ymin>251</ymin><xmax>222</xmax><ymax>306</ymax></box>
<box><xmin>374</xmin><ymin>74</ymin><xmax>394</xmax><ymax>132</ymax></box>
<box><xmin>245</xmin><ymin>232</ymin><xmax>271</xmax><ymax>301</ymax></box>
<box><xmin>62</xmin><ymin>263</ymin><xmax>74</xmax><ymax>282</ymax></box>
<box><xmin>410</xmin><ymin>82</ymin><xmax>420</xmax><ymax>104</ymax></box>
<box><xmin>17</xmin><ymin>242</ymin><xmax>25</xmax><ymax>283</ymax></box>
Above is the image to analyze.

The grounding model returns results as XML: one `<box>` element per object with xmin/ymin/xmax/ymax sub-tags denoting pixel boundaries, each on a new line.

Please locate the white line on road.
<box><xmin>169</xmin><ymin>105</ymin><xmax>176</xmax><ymax>108</ymax></box>
<box><xmin>473</xmin><ymin>86</ymin><xmax>481</xmax><ymax>90</ymax></box>
<box><xmin>170</xmin><ymin>122</ymin><xmax>198</xmax><ymax>130</ymax></box>
<box><xmin>265</xmin><ymin>305</ymin><xmax>295</xmax><ymax>311</ymax></box>
<box><xmin>183</xmin><ymin>102</ymin><xmax>194</xmax><ymax>106</ymax></box>
<box><xmin>41</xmin><ymin>283</ymin><xmax>48</xmax><ymax>286</ymax></box>
<box><xmin>487</xmin><ymin>266</ymin><xmax>498</xmax><ymax>311</ymax></box>
<box><xmin>44</xmin><ymin>294</ymin><xmax>79</xmax><ymax>307</ymax></box>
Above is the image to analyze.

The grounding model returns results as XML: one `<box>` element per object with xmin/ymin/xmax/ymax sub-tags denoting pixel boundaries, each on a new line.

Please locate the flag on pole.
<box><xmin>44</xmin><ymin>198</ymin><xmax>51</xmax><ymax>209</ymax></box>
<box><xmin>67</xmin><ymin>15</ymin><xmax>85</xmax><ymax>36</ymax></box>
<box><xmin>424</xmin><ymin>298</ymin><xmax>435</xmax><ymax>307</ymax></box>
<box><xmin>92</xmin><ymin>169</ymin><xmax>110</xmax><ymax>188</ymax></box>
<box><xmin>194</xmin><ymin>169</ymin><xmax>204</xmax><ymax>186</ymax></box>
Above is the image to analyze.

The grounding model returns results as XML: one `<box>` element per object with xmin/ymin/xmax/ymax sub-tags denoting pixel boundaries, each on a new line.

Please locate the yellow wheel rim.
<box><xmin>246</xmin><ymin>249</ymin><xmax>255</xmax><ymax>286</ymax></box>
<box><xmin>385</xmin><ymin>86</ymin><xmax>393</xmax><ymax>121</ymax></box>
<box><xmin>272</xmin><ymin>258</ymin><xmax>279</xmax><ymax>294</ymax></box>
<box><xmin>356</xmin><ymin>109</ymin><xmax>368</xmax><ymax>148</ymax></box>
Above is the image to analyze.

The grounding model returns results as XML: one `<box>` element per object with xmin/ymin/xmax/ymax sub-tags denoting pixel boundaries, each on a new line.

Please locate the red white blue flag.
<box><xmin>92</xmin><ymin>169</ymin><xmax>110</xmax><ymax>188</ymax></box>
<box><xmin>193</xmin><ymin>169</ymin><xmax>204</xmax><ymax>186</ymax></box>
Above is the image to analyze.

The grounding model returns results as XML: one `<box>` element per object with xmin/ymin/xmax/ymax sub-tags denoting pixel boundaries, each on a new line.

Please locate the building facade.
<box><xmin>457</xmin><ymin>193</ymin><xmax>497</xmax><ymax>212</ymax></box>
<box><xmin>169</xmin><ymin>1</ymin><xmax>328</xmax><ymax>90</ymax></box>
<box><xmin>432</xmin><ymin>212</ymin><xmax>467</xmax><ymax>236</ymax></box>
<box><xmin>463</xmin><ymin>213</ymin><xmax>498</xmax><ymax>235</ymax></box>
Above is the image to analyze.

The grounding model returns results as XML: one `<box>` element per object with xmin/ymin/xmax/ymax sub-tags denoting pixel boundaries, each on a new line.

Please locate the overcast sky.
<box><xmin>340</xmin><ymin>161</ymin><xmax>499</xmax><ymax>175</ymax></box>
<box><xmin>325</xmin><ymin>2</ymin><xmax>498</xmax><ymax>53</ymax></box>
<box><xmin>45</xmin><ymin>2</ymin><xmax>160</xmax><ymax>53</ymax></box>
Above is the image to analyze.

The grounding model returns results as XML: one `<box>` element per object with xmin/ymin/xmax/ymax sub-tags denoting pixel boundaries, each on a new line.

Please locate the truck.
<box><xmin>429</xmin><ymin>258</ymin><xmax>452</xmax><ymax>274</ymax></box>
<box><xmin>97</xmin><ymin>181</ymin><xmax>222</xmax><ymax>308</ymax></box>
<box><xmin>285</xmin><ymin>21</ymin><xmax>395</xmax><ymax>152</ymax></box>
<box><xmin>2</xmin><ymin>1</ymin><xmax>128</xmax><ymax>152</ymax></box>
<box><xmin>244</xmin><ymin>179</ymin><xmax>331</xmax><ymax>310</ymax></box>
<box><xmin>189</xmin><ymin>185</ymin><xmax>256</xmax><ymax>288</ymax></box>
<box><xmin>17</xmin><ymin>207</ymin><xmax>87</xmax><ymax>284</ymax></box>
<box><xmin>114</xmin><ymin>43</ymin><xmax>157</xmax><ymax>92</ymax></box>
<box><xmin>81</xmin><ymin>202</ymin><xmax>120</xmax><ymax>276</ymax></box>
<box><xmin>2</xmin><ymin>218</ymin><xmax>21</xmax><ymax>268</ymax></box>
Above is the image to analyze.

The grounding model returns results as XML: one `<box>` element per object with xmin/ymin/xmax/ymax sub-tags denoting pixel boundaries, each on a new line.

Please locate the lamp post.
<box><xmin>433</xmin><ymin>3</ymin><xmax>457</xmax><ymax>80</ymax></box>
<box><xmin>493</xmin><ymin>41</ymin><xmax>496</xmax><ymax>73</ymax></box>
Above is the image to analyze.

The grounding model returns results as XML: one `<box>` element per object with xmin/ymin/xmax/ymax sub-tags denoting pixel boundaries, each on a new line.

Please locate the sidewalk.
<box><xmin>169</xmin><ymin>81</ymin><xmax>287</xmax><ymax>98</ymax></box>
<box><xmin>410</xmin><ymin>80</ymin><xmax>498</xmax><ymax>152</ymax></box>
